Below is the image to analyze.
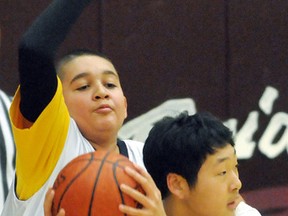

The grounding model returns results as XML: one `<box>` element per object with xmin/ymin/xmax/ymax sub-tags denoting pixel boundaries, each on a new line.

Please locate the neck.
<box><xmin>163</xmin><ymin>196</ymin><xmax>188</xmax><ymax>216</ymax></box>
<box><xmin>90</xmin><ymin>139</ymin><xmax>119</xmax><ymax>154</ymax></box>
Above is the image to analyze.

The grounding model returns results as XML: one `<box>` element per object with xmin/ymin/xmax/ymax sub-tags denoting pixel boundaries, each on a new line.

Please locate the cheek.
<box><xmin>64</xmin><ymin>94</ymin><xmax>88</xmax><ymax>117</ymax></box>
<box><xmin>115</xmin><ymin>95</ymin><xmax>127</xmax><ymax>115</ymax></box>
<box><xmin>195</xmin><ymin>173</ymin><xmax>227</xmax><ymax>201</ymax></box>
<box><xmin>121</xmin><ymin>99</ymin><xmax>127</xmax><ymax>117</ymax></box>
<box><xmin>191</xmin><ymin>174</ymin><xmax>231</xmax><ymax>215</ymax></box>
<box><xmin>199</xmin><ymin>178</ymin><xmax>227</xmax><ymax>198</ymax></box>
<box><xmin>201</xmin><ymin>184</ymin><xmax>229</xmax><ymax>213</ymax></box>
<box><xmin>190</xmin><ymin>186</ymin><xmax>228</xmax><ymax>216</ymax></box>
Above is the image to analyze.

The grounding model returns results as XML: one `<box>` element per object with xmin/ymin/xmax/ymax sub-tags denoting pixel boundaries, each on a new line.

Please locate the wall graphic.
<box><xmin>120</xmin><ymin>86</ymin><xmax>285</xmax><ymax>160</ymax></box>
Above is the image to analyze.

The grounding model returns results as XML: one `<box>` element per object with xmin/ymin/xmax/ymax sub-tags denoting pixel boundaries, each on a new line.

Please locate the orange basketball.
<box><xmin>52</xmin><ymin>150</ymin><xmax>144</xmax><ymax>216</ymax></box>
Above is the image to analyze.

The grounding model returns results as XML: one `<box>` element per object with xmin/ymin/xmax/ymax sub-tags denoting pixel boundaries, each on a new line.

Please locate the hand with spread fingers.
<box><xmin>119</xmin><ymin>164</ymin><xmax>166</xmax><ymax>216</ymax></box>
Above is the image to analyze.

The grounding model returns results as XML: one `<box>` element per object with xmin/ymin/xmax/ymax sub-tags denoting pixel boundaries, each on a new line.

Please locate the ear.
<box><xmin>167</xmin><ymin>173</ymin><xmax>190</xmax><ymax>199</ymax></box>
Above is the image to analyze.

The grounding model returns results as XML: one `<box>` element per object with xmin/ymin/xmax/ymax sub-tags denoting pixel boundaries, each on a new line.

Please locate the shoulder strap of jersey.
<box><xmin>117</xmin><ymin>139</ymin><xmax>129</xmax><ymax>158</ymax></box>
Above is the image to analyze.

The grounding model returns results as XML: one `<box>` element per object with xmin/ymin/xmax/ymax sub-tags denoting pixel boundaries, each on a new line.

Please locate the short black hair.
<box><xmin>55</xmin><ymin>49</ymin><xmax>112</xmax><ymax>78</ymax></box>
<box><xmin>143</xmin><ymin>111</ymin><xmax>235</xmax><ymax>199</ymax></box>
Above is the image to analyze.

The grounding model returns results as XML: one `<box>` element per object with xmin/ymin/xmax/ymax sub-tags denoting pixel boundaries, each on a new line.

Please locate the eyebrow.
<box><xmin>217</xmin><ymin>157</ymin><xmax>229</xmax><ymax>164</ymax></box>
<box><xmin>70</xmin><ymin>70</ymin><xmax>118</xmax><ymax>84</ymax></box>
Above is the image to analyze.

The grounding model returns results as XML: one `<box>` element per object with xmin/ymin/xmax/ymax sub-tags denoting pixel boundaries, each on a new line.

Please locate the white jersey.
<box><xmin>0</xmin><ymin>90</ymin><xmax>15</xmax><ymax>213</ymax></box>
<box><xmin>235</xmin><ymin>201</ymin><xmax>262</xmax><ymax>216</ymax></box>
<box><xmin>1</xmin><ymin>119</ymin><xmax>144</xmax><ymax>216</ymax></box>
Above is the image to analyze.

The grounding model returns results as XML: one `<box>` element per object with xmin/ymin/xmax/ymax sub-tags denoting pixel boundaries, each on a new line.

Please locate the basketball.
<box><xmin>52</xmin><ymin>150</ymin><xmax>144</xmax><ymax>216</ymax></box>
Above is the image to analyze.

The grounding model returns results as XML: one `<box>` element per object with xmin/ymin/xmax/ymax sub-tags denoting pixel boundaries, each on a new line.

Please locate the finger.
<box><xmin>119</xmin><ymin>203</ymin><xmax>146</xmax><ymax>216</ymax></box>
<box><xmin>132</xmin><ymin>164</ymin><xmax>152</xmax><ymax>180</ymax></box>
<box><xmin>119</xmin><ymin>184</ymin><xmax>166</xmax><ymax>216</ymax></box>
<box><xmin>44</xmin><ymin>188</ymin><xmax>54</xmax><ymax>216</ymax></box>
<box><xmin>125</xmin><ymin>166</ymin><xmax>161</xmax><ymax>199</ymax></box>
<box><xmin>120</xmin><ymin>183</ymin><xmax>149</xmax><ymax>207</ymax></box>
<box><xmin>56</xmin><ymin>208</ymin><xmax>65</xmax><ymax>216</ymax></box>
<box><xmin>131</xmin><ymin>164</ymin><xmax>159</xmax><ymax>192</ymax></box>
<box><xmin>120</xmin><ymin>167</ymin><xmax>166</xmax><ymax>216</ymax></box>
<box><xmin>44</xmin><ymin>188</ymin><xmax>66</xmax><ymax>216</ymax></box>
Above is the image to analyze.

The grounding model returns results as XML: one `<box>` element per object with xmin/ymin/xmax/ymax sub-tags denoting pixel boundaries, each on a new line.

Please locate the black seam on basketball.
<box><xmin>113</xmin><ymin>158</ymin><xmax>128</xmax><ymax>216</ymax></box>
<box><xmin>56</xmin><ymin>152</ymin><xmax>95</xmax><ymax>212</ymax></box>
<box><xmin>88</xmin><ymin>151</ymin><xmax>112</xmax><ymax>215</ymax></box>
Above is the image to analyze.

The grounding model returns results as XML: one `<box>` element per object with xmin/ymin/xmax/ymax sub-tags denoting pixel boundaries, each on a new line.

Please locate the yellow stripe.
<box><xmin>10</xmin><ymin>78</ymin><xmax>70</xmax><ymax>199</ymax></box>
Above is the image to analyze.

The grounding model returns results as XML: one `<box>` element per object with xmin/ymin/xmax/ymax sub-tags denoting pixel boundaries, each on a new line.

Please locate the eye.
<box><xmin>218</xmin><ymin>170</ymin><xmax>227</xmax><ymax>176</ymax></box>
<box><xmin>76</xmin><ymin>85</ymin><xmax>89</xmax><ymax>91</ymax></box>
<box><xmin>105</xmin><ymin>82</ymin><xmax>117</xmax><ymax>88</ymax></box>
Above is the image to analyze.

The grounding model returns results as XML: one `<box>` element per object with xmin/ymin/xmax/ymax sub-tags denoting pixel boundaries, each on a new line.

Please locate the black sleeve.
<box><xmin>19</xmin><ymin>0</ymin><xmax>92</xmax><ymax>122</ymax></box>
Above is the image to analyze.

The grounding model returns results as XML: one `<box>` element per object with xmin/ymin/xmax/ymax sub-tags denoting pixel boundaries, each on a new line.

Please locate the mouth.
<box><xmin>95</xmin><ymin>104</ymin><xmax>112</xmax><ymax>113</ymax></box>
<box><xmin>227</xmin><ymin>200</ymin><xmax>238</xmax><ymax>210</ymax></box>
<box><xmin>227</xmin><ymin>196</ymin><xmax>241</xmax><ymax>210</ymax></box>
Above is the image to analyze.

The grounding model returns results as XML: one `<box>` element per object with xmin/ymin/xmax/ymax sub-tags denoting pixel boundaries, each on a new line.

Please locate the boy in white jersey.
<box><xmin>0</xmin><ymin>0</ymin><xmax>159</xmax><ymax>215</ymax></box>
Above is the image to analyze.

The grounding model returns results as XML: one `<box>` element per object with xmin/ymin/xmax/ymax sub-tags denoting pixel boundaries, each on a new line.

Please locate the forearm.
<box><xmin>19</xmin><ymin>0</ymin><xmax>93</xmax><ymax>122</ymax></box>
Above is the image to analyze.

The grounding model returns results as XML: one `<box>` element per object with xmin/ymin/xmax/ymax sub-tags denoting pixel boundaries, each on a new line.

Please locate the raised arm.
<box><xmin>19</xmin><ymin>0</ymin><xmax>92</xmax><ymax>122</ymax></box>
<box><xmin>12</xmin><ymin>0</ymin><xmax>94</xmax><ymax>201</ymax></box>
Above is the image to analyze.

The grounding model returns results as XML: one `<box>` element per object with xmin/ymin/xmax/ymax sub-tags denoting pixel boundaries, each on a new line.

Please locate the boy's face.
<box><xmin>60</xmin><ymin>55</ymin><xmax>127</xmax><ymax>143</ymax></box>
<box><xmin>184</xmin><ymin>144</ymin><xmax>242</xmax><ymax>216</ymax></box>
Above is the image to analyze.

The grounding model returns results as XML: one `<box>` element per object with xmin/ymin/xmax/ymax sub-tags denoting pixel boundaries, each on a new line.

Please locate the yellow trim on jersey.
<box><xmin>10</xmin><ymin>78</ymin><xmax>70</xmax><ymax>200</ymax></box>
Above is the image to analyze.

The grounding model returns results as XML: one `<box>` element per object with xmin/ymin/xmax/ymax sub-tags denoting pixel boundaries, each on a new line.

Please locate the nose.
<box><xmin>93</xmin><ymin>85</ymin><xmax>109</xmax><ymax>100</ymax></box>
<box><xmin>230</xmin><ymin>171</ymin><xmax>242</xmax><ymax>192</ymax></box>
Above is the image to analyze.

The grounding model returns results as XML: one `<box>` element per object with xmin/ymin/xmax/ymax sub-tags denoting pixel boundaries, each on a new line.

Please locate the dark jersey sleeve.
<box><xmin>18</xmin><ymin>0</ymin><xmax>92</xmax><ymax>122</ymax></box>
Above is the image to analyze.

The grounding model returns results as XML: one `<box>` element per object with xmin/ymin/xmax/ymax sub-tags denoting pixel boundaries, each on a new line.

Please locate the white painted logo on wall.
<box><xmin>119</xmin><ymin>86</ymin><xmax>285</xmax><ymax>160</ymax></box>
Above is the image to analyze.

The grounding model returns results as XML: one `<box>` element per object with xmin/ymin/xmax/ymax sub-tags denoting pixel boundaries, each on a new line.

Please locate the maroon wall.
<box><xmin>1</xmin><ymin>1</ymin><xmax>287</xmax><ymax>215</ymax></box>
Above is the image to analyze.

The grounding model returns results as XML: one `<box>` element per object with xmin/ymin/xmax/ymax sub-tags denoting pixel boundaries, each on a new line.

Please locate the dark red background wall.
<box><xmin>0</xmin><ymin>1</ymin><xmax>287</xmax><ymax>215</ymax></box>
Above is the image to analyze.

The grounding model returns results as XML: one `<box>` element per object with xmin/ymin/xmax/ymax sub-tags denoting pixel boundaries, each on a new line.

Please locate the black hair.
<box><xmin>143</xmin><ymin>111</ymin><xmax>235</xmax><ymax>199</ymax></box>
<box><xmin>55</xmin><ymin>49</ymin><xmax>113</xmax><ymax>78</ymax></box>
